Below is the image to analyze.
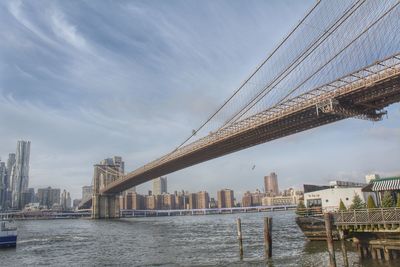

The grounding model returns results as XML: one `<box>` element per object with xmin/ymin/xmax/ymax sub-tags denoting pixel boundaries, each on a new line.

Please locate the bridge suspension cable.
<box><xmin>155</xmin><ymin>0</ymin><xmax>400</xmax><ymax>166</ymax></box>
<box><xmin>230</xmin><ymin>0</ymin><xmax>400</xmax><ymax>124</ymax></box>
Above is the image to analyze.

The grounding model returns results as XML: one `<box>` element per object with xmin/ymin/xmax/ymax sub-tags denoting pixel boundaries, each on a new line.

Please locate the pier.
<box><xmin>120</xmin><ymin>205</ymin><xmax>296</xmax><ymax>217</ymax></box>
<box><xmin>333</xmin><ymin>207</ymin><xmax>400</xmax><ymax>261</ymax></box>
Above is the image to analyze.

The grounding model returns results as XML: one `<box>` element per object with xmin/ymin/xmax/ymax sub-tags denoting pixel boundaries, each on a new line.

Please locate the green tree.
<box><xmin>296</xmin><ymin>200</ymin><xmax>306</xmax><ymax>215</ymax></box>
<box><xmin>381</xmin><ymin>191</ymin><xmax>394</xmax><ymax>208</ymax></box>
<box><xmin>350</xmin><ymin>193</ymin><xmax>365</xmax><ymax>210</ymax></box>
<box><xmin>397</xmin><ymin>193</ymin><xmax>400</xmax><ymax>208</ymax></box>
<box><xmin>367</xmin><ymin>195</ymin><xmax>377</xmax><ymax>209</ymax></box>
<box><xmin>339</xmin><ymin>199</ymin><xmax>347</xmax><ymax>211</ymax></box>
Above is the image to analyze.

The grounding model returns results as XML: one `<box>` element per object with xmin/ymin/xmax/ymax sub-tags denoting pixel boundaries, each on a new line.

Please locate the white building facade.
<box><xmin>304</xmin><ymin>187</ymin><xmax>375</xmax><ymax>211</ymax></box>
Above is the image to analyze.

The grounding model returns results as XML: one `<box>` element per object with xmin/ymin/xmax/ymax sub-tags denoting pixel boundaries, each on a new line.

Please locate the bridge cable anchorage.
<box><xmin>315</xmin><ymin>98</ymin><xmax>387</xmax><ymax>121</ymax></box>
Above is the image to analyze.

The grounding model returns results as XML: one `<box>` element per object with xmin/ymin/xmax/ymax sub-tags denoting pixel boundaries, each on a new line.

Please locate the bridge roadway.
<box><xmin>96</xmin><ymin>55</ymin><xmax>400</xmax><ymax>196</ymax></box>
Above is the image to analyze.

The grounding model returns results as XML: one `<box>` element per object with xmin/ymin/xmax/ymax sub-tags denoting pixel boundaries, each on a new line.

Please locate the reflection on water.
<box><xmin>0</xmin><ymin>211</ymin><xmax>397</xmax><ymax>266</ymax></box>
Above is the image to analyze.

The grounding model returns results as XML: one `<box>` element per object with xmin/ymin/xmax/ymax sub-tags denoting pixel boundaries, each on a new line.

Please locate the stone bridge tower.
<box><xmin>92</xmin><ymin>159</ymin><xmax>123</xmax><ymax>219</ymax></box>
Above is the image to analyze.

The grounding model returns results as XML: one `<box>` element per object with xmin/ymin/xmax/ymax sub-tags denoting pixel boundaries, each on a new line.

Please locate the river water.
<box><xmin>0</xmin><ymin>211</ymin><xmax>395</xmax><ymax>266</ymax></box>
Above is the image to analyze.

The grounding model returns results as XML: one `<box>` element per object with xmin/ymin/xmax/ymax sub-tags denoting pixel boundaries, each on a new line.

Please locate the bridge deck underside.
<box><xmin>101</xmin><ymin>73</ymin><xmax>400</xmax><ymax>195</ymax></box>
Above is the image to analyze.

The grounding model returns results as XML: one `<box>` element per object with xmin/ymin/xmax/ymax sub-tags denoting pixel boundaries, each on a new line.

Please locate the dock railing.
<box><xmin>333</xmin><ymin>207</ymin><xmax>400</xmax><ymax>226</ymax></box>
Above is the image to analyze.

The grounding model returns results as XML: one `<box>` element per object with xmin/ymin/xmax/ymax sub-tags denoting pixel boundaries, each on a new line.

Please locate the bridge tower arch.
<box><xmin>92</xmin><ymin>164</ymin><xmax>120</xmax><ymax>219</ymax></box>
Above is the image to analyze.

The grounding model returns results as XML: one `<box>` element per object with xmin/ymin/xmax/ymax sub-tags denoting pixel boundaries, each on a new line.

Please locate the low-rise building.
<box><xmin>303</xmin><ymin>180</ymin><xmax>374</xmax><ymax>211</ymax></box>
<box><xmin>241</xmin><ymin>189</ymin><xmax>266</xmax><ymax>207</ymax></box>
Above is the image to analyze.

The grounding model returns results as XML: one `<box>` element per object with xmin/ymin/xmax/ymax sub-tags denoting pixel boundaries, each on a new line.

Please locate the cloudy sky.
<box><xmin>1</xmin><ymin>0</ymin><xmax>399</xmax><ymax>200</ymax></box>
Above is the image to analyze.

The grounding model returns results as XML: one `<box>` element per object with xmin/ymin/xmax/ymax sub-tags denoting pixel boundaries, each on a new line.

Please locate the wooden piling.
<box><xmin>371</xmin><ymin>247</ymin><xmax>377</xmax><ymax>260</ymax></box>
<box><xmin>362</xmin><ymin>246</ymin><xmax>369</xmax><ymax>258</ymax></box>
<box><xmin>264</xmin><ymin>217</ymin><xmax>272</xmax><ymax>259</ymax></box>
<box><xmin>377</xmin><ymin>248</ymin><xmax>382</xmax><ymax>260</ymax></box>
<box><xmin>339</xmin><ymin>230</ymin><xmax>348</xmax><ymax>267</ymax></box>
<box><xmin>384</xmin><ymin>248</ymin><xmax>390</xmax><ymax>261</ymax></box>
<box><xmin>236</xmin><ymin>218</ymin><xmax>243</xmax><ymax>260</ymax></box>
<box><xmin>324</xmin><ymin>212</ymin><xmax>336</xmax><ymax>267</ymax></box>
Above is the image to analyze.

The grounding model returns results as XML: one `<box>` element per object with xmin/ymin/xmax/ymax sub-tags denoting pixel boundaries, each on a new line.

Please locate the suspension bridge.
<box><xmin>80</xmin><ymin>0</ymin><xmax>400</xmax><ymax>218</ymax></box>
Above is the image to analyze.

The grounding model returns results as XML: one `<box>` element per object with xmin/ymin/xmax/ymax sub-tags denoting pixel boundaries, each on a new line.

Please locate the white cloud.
<box><xmin>50</xmin><ymin>9</ymin><xmax>88</xmax><ymax>51</ymax></box>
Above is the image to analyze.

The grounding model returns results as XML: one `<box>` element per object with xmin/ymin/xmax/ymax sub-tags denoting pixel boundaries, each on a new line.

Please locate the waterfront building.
<box><xmin>120</xmin><ymin>192</ymin><xmax>145</xmax><ymax>210</ymax></box>
<box><xmin>145</xmin><ymin>195</ymin><xmax>157</xmax><ymax>210</ymax></box>
<box><xmin>262</xmin><ymin>192</ymin><xmax>302</xmax><ymax>206</ymax></box>
<box><xmin>217</xmin><ymin>189</ymin><xmax>234</xmax><ymax>208</ymax></box>
<box><xmin>365</xmin><ymin>173</ymin><xmax>380</xmax><ymax>184</ymax></box>
<box><xmin>153</xmin><ymin>177</ymin><xmax>167</xmax><ymax>195</ymax></box>
<box><xmin>209</xmin><ymin>197</ymin><xmax>217</xmax><ymax>208</ymax></box>
<box><xmin>362</xmin><ymin>176</ymin><xmax>400</xmax><ymax>206</ymax></box>
<box><xmin>20</xmin><ymin>188</ymin><xmax>35</xmax><ymax>208</ymax></box>
<box><xmin>81</xmin><ymin>185</ymin><xmax>93</xmax><ymax>202</ymax></box>
<box><xmin>11</xmin><ymin>141</ymin><xmax>31</xmax><ymax>209</ymax></box>
<box><xmin>303</xmin><ymin>181</ymin><xmax>373</xmax><ymax>211</ymax></box>
<box><xmin>24</xmin><ymin>202</ymin><xmax>40</xmax><ymax>211</ymax></box>
<box><xmin>131</xmin><ymin>192</ymin><xmax>145</xmax><ymax>210</ymax></box>
<box><xmin>241</xmin><ymin>192</ymin><xmax>252</xmax><ymax>207</ymax></box>
<box><xmin>162</xmin><ymin>194</ymin><xmax>175</xmax><ymax>210</ymax></box>
<box><xmin>119</xmin><ymin>194</ymin><xmax>126</xmax><ymax>209</ymax></box>
<box><xmin>197</xmin><ymin>191</ymin><xmax>209</xmax><ymax>209</ymax></box>
<box><xmin>174</xmin><ymin>194</ymin><xmax>184</xmax><ymax>209</ymax></box>
<box><xmin>36</xmin><ymin>187</ymin><xmax>61</xmax><ymax>209</ymax></box>
<box><xmin>60</xmin><ymin>190</ymin><xmax>72</xmax><ymax>211</ymax></box>
<box><xmin>241</xmin><ymin>189</ymin><xmax>266</xmax><ymax>207</ymax></box>
<box><xmin>73</xmin><ymin>199</ymin><xmax>82</xmax><ymax>209</ymax></box>
<box><xmin>188</xmin><ymin>193</ymin><xmax>197</xmax><ymax>209</ymax></box>
<box><xmin>264</xmin><ymin>172</ymin><xmax>279</xmax><ymax>196</ymax></box>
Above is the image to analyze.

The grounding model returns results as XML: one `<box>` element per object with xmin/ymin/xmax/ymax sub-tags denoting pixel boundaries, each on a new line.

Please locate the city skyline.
<box><xmin>0</xmin><ymin>0</ymin><xmax>399</xmax><ymax>200</ymax></box>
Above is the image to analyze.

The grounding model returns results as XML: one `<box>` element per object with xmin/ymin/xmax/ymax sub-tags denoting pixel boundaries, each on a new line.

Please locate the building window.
<box><xmin>325</xmin><ymin>199</ymin><xmax>329</xmax><ymax>202</ymax></box>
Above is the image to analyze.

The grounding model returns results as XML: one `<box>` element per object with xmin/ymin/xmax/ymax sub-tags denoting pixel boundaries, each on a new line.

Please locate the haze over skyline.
<box><xmin>1</xmin><ymin>0</ymin><xmax>399</xmax><ymax>200</ymax></box>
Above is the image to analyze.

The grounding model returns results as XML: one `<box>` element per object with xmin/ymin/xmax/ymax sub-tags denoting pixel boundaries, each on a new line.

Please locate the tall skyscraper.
<box><xmin>60</xmin><ymin>189</ymin><xmax>72</xmax><ymax>210</ymax></box>
<box><xmin>0</xmin><ymin>161</ymin><xmax>7</xmax><ymax>210</ymax></box>
<box><xmin>12</xmin><ymin>141</ymin><xmax>31</xmax><ymax>209</ymax></box>
<box><xmin>264</xmin><ymin>172</ymin><xmax>279</xmax><ymax>196</ymax></box>
<box><xmin>152</xmin><ymin>177</ymin><xmax>167</xmax><ymax>195</ymax></box>
<box><xmin>217</xmin><ymin>189</ymin><xmax>234</xmax><ymax>208</ymax></box>
<box><xmin>82</xmin><ymin>185</ymin><xmax>93</xmax><ymax>202</ymax></box>
<box><xmin>2</xmin><ymin>153</ymin><xmax>16</xmax><ymax>209</ymax></box>
<box><xmin>6</xmin><ymin>153</ymin><xmax>15</xmax><ymax>191</ymax></box>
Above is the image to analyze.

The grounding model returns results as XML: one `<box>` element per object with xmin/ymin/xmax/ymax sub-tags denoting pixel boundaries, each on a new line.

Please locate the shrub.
<box><xmin>296</xmin><ymin>200</ymin><xmax>306</xmax><ymax>215</ymax></box>
<box><xmin>350</xmin><ymin>193</ymin><xmax>365</xmax><ymax>210</ymax></box>
<box><xmin>339</xmin><ymin>199</ymin><xmax>347</xmax><ymax>211</ymax></box>
<box><xmin>367</xmin><ymin>195</ymin><xmax>376</xmax><ymax>209</ymax></box>
<box><xmin>381</xmin><ymin>191</ymin><xmax>394</xmax><ymax>208</ymax></box>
